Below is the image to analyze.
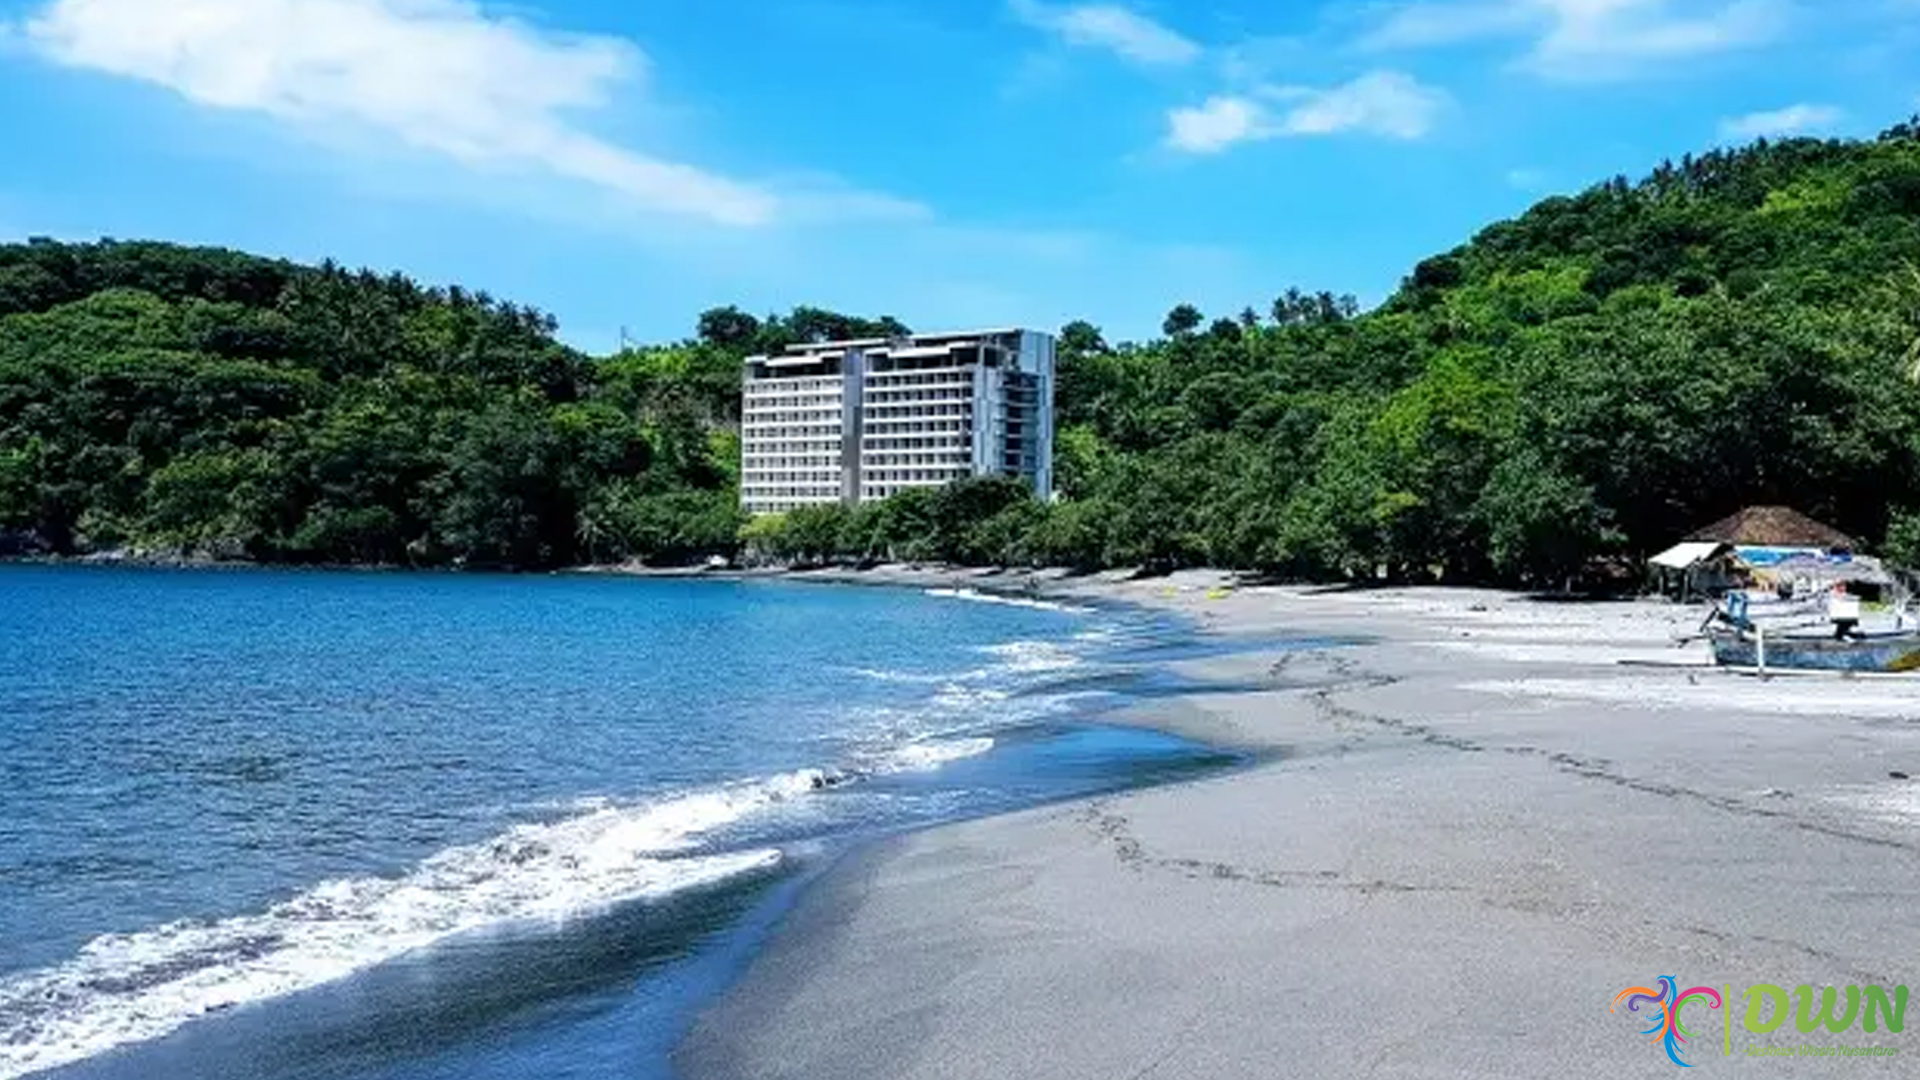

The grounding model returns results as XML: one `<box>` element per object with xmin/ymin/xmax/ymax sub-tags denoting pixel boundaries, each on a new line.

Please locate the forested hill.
<box><xmin>0</xmin><ymin>243</ymin><xmax>724</xmax><ymax>567</ymax></box>
<box><xmin>7</xmin><ymin>118</ymin><xmax>1920</xmax><ymax>578</ymax></box>
<box><xmin>1043</xmin><ymin>119</ymin><xmax>1920</xmax><ymax>582</ymax></box>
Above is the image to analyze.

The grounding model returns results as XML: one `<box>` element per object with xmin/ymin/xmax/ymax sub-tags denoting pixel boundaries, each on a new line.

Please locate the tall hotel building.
<box><xmin>740</xmin><ymin>329</ymin><xmax>1055</xmax><ymax>515</ymax></box>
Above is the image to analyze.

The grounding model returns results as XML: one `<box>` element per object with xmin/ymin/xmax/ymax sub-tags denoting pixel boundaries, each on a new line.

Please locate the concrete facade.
<box><xmin>740</xmin><ymin>329</ymin><xmax>1055</xmax><ymax>515</ymax></box>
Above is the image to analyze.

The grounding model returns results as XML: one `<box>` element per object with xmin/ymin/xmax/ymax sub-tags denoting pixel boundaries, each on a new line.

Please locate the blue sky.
<box><xmin>1</xmin><ymin>0</ymin><xmax>1917</xmax><ymax>350</ymax></box>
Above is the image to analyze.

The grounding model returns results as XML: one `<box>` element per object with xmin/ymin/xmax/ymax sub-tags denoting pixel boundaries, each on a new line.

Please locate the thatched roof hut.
<box><xmin>1686</xmin><ymin>506</ymin><xmax>1854</xmax><ymax>551</ymax></box>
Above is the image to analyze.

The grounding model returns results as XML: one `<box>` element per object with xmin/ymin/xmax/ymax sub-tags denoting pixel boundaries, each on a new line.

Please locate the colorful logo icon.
<box><xmin>1612</xmin><ymin>976</ymin><xmax>1724</xmax><ymax>1067</ymax></box>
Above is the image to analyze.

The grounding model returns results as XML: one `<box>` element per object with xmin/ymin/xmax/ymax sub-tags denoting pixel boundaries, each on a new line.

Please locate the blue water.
<box><xmin>0</xmin><ymin>567</ymin><xmax>1236</xmax><ymax>1080</ymax></box>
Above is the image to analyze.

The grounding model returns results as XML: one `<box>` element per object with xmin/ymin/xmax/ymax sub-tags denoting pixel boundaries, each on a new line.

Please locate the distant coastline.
<box><xmin>1</xmin><ymin>548</ymin><xmax>1175</xmax><ymax>600</ymax></box>
<box><xmin>21</xmin><ymin>120</ymin><xmax>1920</xmax><ymax>600</ymax></box>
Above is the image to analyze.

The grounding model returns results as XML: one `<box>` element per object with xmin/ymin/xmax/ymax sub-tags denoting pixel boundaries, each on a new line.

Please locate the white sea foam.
<box><xmin>0</xmin><ymin>773</ymin><xmax>824</xmax><ymax>1080</ymax></box>
<box><xmin>838</xmin><ymin>685</ymin><xmax>1030</xmax><ymax>757</ymax></box>
<box><xmin>932</xmin><ymin>683</ymin><xmax>1011</xmax><ymax>710</ymax></box>
<box><xmin>881</xmin><ymin>737</ymin><xmax>996</xmax><ymax>772</ymax></box>
<box><xmin>924</xmin><ymin>587</ymin><xmax>1094</xmax><ymax>615</ymax></box>
<box><xmin>512</xmin><ymin>793</ymin><xmax>617</xmax><ymax>816</ymax></box>
<box><xmin>846</xmin><ymin>630</ymin><xmax>1094</xmax><ymax>689</ymax></box>
<box><xmin>975</xmin><ymin>639</ymin><xmax>1085</xmax><ymax>674</ymax></box>
<box><xmin>841</xmin><ymin>666</ymin><xmax>957</xmax><ymax>685</ymax></box>
<box><xmin>849</xmin><ymin>640</ymin><xmax>1088</xmax><ymax>747</ymax></box>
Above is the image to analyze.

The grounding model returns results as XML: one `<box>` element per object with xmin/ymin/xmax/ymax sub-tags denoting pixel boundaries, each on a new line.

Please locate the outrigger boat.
<box><xmin>1706</xmin><ymin>623</ymin><xmax>1920</xmax><ymax>673</ymax></box>
<box><xmin>1703</xmin><ymin>590</ymin><xmax>1920</xmax><ymax>673</ymax></box>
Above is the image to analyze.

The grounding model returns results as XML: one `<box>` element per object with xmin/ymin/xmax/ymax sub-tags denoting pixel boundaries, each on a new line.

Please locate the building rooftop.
<box><xmin>1685</xmin><ymin>506</ymin><xmax>1855</xmax><ymax>550</ymax></box>
<box><xmin>748</xmin><ymin>327</ymin><xmax>1037</xmax><ymax>360</ymax></box>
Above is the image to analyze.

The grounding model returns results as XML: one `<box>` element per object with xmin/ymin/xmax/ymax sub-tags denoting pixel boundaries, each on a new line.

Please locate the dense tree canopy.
<box><xmin>0</xmin><ymin>241</ymin><xmax>844</xmax><ymax>568</ymax></box>
<box><xmin>9</xmin><ymin>120</ymin><xmax>1920</xmax><ymax>580</ymax></box>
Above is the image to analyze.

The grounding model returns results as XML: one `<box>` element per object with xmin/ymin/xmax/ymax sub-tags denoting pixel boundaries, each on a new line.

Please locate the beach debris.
<box><xmin>1892</xmin><ymin>771</ymin><xmax>1911</xmax><ymax>781</ymax></box>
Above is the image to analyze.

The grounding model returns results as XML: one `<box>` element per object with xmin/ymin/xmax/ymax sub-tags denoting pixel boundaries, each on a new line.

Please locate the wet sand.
<box><xmin>678</xmin><ymin>573</ymin><xmax>1920</xmax><ymax>1078</ymax></box>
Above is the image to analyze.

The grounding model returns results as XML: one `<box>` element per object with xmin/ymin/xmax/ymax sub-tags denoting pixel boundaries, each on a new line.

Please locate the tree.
<box><xmin>1411</xmin><ymin>254</ymin><xmax>1464</xmax><ymax>292</ymax></box>
<box><xmin>1884</xmin><ymin>507</ymin><xmax>1920</xmax><ymax>569</ymax></box>
<box><xmin>1890</xmin><ymin>262</ymin><xmax>1920</xmax><ymax>384</ymax></box>
<box><xmin>1207</xmin><ymin>318</ymin><xmax>1242</xmax><ymax>341</ymax></box>
<box><xmin>781</xmin><ymin>503</ymin><xmax>849</xmax><ymax>565</ymax></box>
<box><xmin>1058</xmin><ymin>319</ymin><xmax>1108</xmax><ymax>356</ymax></box>
<box><xmin>696</xmin><ymin>305</ymin><xmax>762</xmax><ymax>353</ymax></box>
<box><xmin>1272</xmin><ymin>288</ymin><xmax>1307</xmax><ymax>326</ymax></box>
<box><xmin>1476</xmin><ymin>453</ymin><xmax>1613</xmax><ymax>587</ymax></box>
<box><xmin>1162</xmin><ymin>304</ymin><xmax>1203</xmax><ymax>339</ymax></box>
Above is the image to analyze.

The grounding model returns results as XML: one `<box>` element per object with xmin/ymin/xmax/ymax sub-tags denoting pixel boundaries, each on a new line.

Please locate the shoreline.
<box><xmin>3</xmin><ymin>553</ymin><xmax>1170</xmax><ymax>597</ymax></box>
<box><xmin>676</xmin><ymin>575</ymin><xmax>1920</xmax><ymax>1079</ymax></box>
<box><xmin>0</xmin><ymin>561</ymin><xmax>1252</xmax><ymax>1080</ymax></box>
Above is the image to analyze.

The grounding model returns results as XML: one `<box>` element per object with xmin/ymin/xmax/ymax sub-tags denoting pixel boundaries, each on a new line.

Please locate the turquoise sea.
<box><xmin>0</xmin><ymin>566</ymin><xmax>1236</xmax><ymax>1079</ymax></box>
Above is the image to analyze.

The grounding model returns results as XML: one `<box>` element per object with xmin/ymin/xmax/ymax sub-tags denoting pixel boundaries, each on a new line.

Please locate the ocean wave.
<box><xmin>879</xmin><ymin>737</ymin><xmax>996</xmax><ymax>772</ymax></box>
<box><xmin>931</xmin><ymin>682</ymin><xmax>1011</xmax><ymax>710</ymax></box>
<box><xmin>974</xmin><ymin>639</ymin><xmax>1086</xmax><ymax>674</ymax></box>
<box><xmin>839</xmin><ymin>666</ymin><xmax>958</xmax><ymax>685</ymax></box>
<box><xmin>0</xmin><ymin>772</ymin><xmax>828</xmax><ymax>1080</ymax></box>
<box><xmin>923</xmin><ymin>587</ymin><xmax>1094</xmax><ymax>615</ymax></box>
<box><xmin>837</xmin><ymin>676</ymin><xmax>1064</xmax><ymax>752</ymax></box>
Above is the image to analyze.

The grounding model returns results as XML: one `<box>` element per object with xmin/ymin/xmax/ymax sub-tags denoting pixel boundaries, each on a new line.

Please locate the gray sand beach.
<box><xmin>679</xmin><ymin>572</ymin><xmax>1920</xmax><ymax>1077</ymax></box>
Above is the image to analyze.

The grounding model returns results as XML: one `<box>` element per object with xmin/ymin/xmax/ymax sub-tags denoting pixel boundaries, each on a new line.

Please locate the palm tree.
<box><xmin>1894</xmin><ymin>261</ymin><xmax>1920</xmax><ymax>383</ymax></box>
<box><xmin>576</xmin><ymin>505</ymin><xmax>608</xmax><ymax>565</ymax></box>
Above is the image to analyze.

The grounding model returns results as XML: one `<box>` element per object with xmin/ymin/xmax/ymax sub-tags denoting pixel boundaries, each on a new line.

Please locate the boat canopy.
<box><xmin>1649</xmin><ymin>541</ymin><xmax>1732</xmax><ymax>570</ymax></box>
<box><xmin>1761</xmin><ymin>552</ymin><xmax>1895</xmax><ymax>587</ymax></box>
<box><xmin>1733</xmin><ymin>545</ymin><xmax>1830</xmax><ymax>567</ymax></box>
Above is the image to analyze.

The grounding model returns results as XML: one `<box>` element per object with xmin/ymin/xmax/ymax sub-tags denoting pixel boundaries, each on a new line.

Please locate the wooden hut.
<box><xmin>1681</xmin><ymin>507</ymin><xmax>1878</xmax><ymax>600</ymax></box>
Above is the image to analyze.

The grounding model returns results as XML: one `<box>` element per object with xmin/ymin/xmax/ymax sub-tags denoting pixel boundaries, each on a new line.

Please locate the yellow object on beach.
<box><xmin>1205</xmin><ymin>588</ymin><xmax>1232</xmax><ymax>600</ymax></box>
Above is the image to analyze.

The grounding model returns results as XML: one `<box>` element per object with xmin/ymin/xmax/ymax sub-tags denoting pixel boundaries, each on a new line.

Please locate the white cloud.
<box><xmin>1719</xmin><ymin>102</ymin><xmax>1843</xmax><ymax>139</ymax></box>
<box><xmin>10</xmin><ymin>0</ymin><xmax>779</xmax><ymax>225</ymax></box>
<box><xmin>1530</xmin><ymin>0</ymin><xmax>1786</xmax><ymax>76</ymax></box>
<box><xmin>1008</xmin><ymin>0</ymin><xmax>1201</xmax><ymax>65</ymax></box>
<box><xmin>1165</xmin><ymin>72</ymin><xmax>1447</xmax><ymax>153</ymax></box>
<box><xmin>1361</xmin><ymin>0</ymin><xmax>1789</xmax><ymax>79</ymax></box>
<box><xmin>1273</xmin><ymin>72</ymin><xmax>1447</xmax><ymax>137</ymax></box>
<box><xmin>1167</xmin><ymin>95</ymin><xmax>1266</xmax><ymax>152</ymax></box>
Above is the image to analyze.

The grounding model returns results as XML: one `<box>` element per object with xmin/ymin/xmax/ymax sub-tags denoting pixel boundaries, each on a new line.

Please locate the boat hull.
<box><xmin>1708</xmin><ymin>630</ymin><xmax>1920</xmax><ymax>673</ymax></box>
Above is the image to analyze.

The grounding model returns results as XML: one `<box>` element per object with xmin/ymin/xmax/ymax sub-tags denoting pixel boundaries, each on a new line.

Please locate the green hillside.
<box><xmin>7</xmin><ymin>119</ymin><xmax>1920</xmax><ymax>578</ymax></box>
<box><xmin>1041</xmin><ymin>119</ymin><xmax>1920</xmax><ymax>581</ymax></box>
<box><xmin>0</xmin><ymin>243</ymin><xmax>736</xmax><ymax>567</ymax></box>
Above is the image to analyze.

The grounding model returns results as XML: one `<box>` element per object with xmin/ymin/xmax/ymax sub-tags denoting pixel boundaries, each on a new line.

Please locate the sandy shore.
<box><xmin>678</xmin><ymin>572</ymin><xmax>1920</xmax><ymax>1078</ymax></box>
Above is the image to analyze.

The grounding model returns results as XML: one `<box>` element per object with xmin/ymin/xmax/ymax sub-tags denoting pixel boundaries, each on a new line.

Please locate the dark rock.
<box><xmin>0</xmin><ymin>529</ymin><xmax>51</xmax><ymax>557</ymax></box>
